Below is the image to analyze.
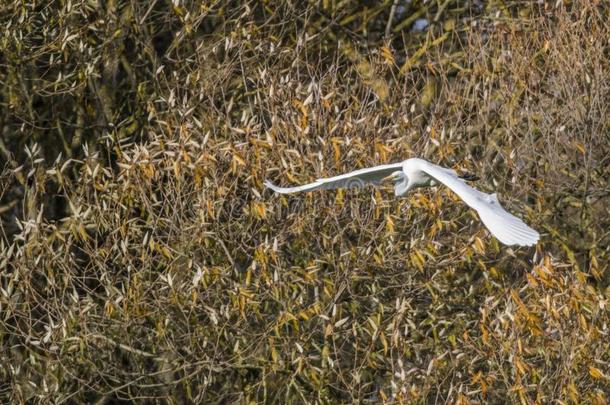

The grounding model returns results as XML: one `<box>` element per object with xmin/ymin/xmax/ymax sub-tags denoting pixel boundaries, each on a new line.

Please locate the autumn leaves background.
<box><xmin>0</xmin><ymin>1</ymin><xmax>608</xmax><ymax>403</ymax></box>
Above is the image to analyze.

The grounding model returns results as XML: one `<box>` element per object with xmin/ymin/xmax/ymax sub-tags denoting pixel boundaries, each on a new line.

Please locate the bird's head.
<box><xmin>383</xmin><ymin>171</ymin><xmax>407</xmax><ymax>185</ymax></box>
<box><xmin>383</xmin><ymin>170</ymin><xmax>410</xmax><ymax>197</ymax></box>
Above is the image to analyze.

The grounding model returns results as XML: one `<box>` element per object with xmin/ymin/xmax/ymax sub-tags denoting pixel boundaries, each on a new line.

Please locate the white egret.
<box><xmin>265</xmin><ymin>158</ymin><xmax>539</xmax><ymax>246</ymax></box>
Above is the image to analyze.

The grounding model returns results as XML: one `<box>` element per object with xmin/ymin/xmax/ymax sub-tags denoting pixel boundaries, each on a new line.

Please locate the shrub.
<box><xmin>1</xmin><ymin>1</ymin><xmax>608</xmax><ymax>403</ymax></box>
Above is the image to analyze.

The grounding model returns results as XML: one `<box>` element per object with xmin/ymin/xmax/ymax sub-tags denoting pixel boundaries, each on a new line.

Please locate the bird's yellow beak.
<box><xmin>382</xmin><ymin>172</ymin><xmax>401</xmax><ymax>183</ymax></box>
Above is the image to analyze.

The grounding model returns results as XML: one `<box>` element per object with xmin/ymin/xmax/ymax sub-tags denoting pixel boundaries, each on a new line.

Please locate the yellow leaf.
<box><xmin>385</xmin><ymin>214</ymin><xmax>395</xmax><ymax>234</ymax></box>
<box><xmin>335</xmin><ymin>189</ymin><xmax>344</xmax><ymax>207</ymax></box>
<box><xmin>172</xmin><ymin>5</ymin><xmax>185</xmax><ymax>15</ymax></box>
<box><xmin>370</xmin><ymin>78</ymin><xmax>389</xmax><ymax>101</ymax></box>
<box><xmin>514</xmin><ymin>357</ymin><xmax>529</xmax><ymax>375</ymax></box>
<box><xmin>379</xmin><ymin>331</ymin><xmax>388</xmax><ymax>354</ymax></box>
<box><xmin>298</xmin><ymin>310</ymin><xmax>310</xmax><ymax>321</ymax></box>
<box><xmin>105</xmin><ymin>301</ymin><xmax>114</xmax><ymax>317</ymax></box>
<box><xmin>292</xmin><ymin>99</ymin><xmax>308</xmax><ymax>129</ymax></box>
<box><xmin>443</xmin><ymin>18</ymin><xmax>456</xmax><ymax>31</ymax></box>
<box><xmin>473</xmin><ymin>236</ymin><xmax>486</xmax><ymax>255</ymax></box>
<box><xmin>245</xmin><ymin>268</ymin><xmax>251</xmax><ymax>286</ymax></box>
<box><xmin>160</xmin><ymin>245</ymin><xmax>172</xmax><ymax>259</ymax></box>
<box><xmin>510</xmin><ymin>289</ymin><xmax>529</xmax><ymax>315</ymax></box>
<box><xmin>480</xmin><ymin>325</ymin><xmax>489</xmax><ymax>345</ymax></box>
<box><xmin>375</xmin><ymin>142</ymin><xmax>392</xmax><ymax>162</ymax></box>
<box><xmin>249</xmin><ymin>137</ymin><xmax>272</xmax><ymax>149</ymax></box>
<box><xmin>567</xmin><ymin>381</ymin><xmax>579</xmax><ymax>403</ymax></box>
<box><xmin>472</xmin><ymin>371</ymin><xmax>482</xmax><ymax>384</ymax></box>
<box><xmin>410</xmin><ymin>250</ymin><xmax>425</xmax><ymax>271</ymax></box>
<box><xmin>380</xmin><ymin>46</ymin><xmax>395</xmax><ymax>65</ymax></box>
<box><xmin>456</xmin><ymin>393</ymin><xmax>469</xmax><ymax>405</ymax></box>
<box><xmin>173</xmin><ymin>160</ymin><xmax>181</xmax><ymax>178</ymax></box>
<box><xmin>589</xmin><ymin>366</ymin><xmax>606</xmax><ymax>380</ymax></box>
<box><xmin>367</xmin><ymin>316</ymin><xmax>378</xmax><ymax>333</ymax></box>
<box><xmin>331</xmin><ymin>138</ymin><xmax>341</xmax><ymax>162</ymax></box>
<box><xmin>421</xmin><ymin>78</ymin><xmax>437</xmax><ymax>107</ymax></box>
<box><xmin>78</xmin><ymin>224</ymin><xmax>89</xmax><ymax>241</ymax></box>
<box><xmin>251</xmin><ymin>202</ymin><xmax>266</xmax><ymax>219</ymax></box>
<box><xmin>321</xmin><ymin>345</ymin><xmax>330</xmax><ymax>362</ymax></box>
<box><xmin>232</xmin><ymin>152</ymin><xmax>246</xmax><ymax>167</ymax></box>
<box><xmin>526</xmin><ymin>273</ymin><xmax>538</xmax><ymax>287</ymax></box>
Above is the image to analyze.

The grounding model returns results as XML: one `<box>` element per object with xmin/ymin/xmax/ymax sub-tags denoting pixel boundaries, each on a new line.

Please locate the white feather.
<box><xmin>417</xmin><ymin>160</ymin><xmax>539</xmax><ymax>246</ymax></box>
<box><xmin>265</xmin><ymin>158</ymin><xmax>540</xmax><ymax>247</ymax></box>
<box><xmin>264</xmin><ymin>163</ymin><xmax>403</xmax><ymax>193</ymax></box>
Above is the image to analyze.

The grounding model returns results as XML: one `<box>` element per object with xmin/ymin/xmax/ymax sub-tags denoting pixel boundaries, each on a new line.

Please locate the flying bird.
<box><xmin>264</xmin><ymin>158</ymin><xmax>539</xmax><ymax>246</ymax></box>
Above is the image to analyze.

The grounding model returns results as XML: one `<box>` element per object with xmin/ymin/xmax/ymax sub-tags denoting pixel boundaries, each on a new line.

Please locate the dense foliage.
<box><xmin>1</xmin><ymin>0</ymin><xmax>608</xmax><ymax>403</ymax></box>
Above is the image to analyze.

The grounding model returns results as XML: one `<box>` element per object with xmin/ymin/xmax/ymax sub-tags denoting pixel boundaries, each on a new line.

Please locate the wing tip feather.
<box><xmin>478</xmin><ymin>207</ymin><xmax>540</xmax><ymax>247</ymax></box>
<box><xmin>264</xmin><ymin>179</ymin><xmax>289</xmax><ymax>194</ymax></box>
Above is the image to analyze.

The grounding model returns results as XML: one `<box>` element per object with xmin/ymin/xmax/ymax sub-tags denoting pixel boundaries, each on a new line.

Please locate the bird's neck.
<box><xmin>394</xmin><ymin>177</ymin><xmax>411</xmax><ymax>196</ymax></box>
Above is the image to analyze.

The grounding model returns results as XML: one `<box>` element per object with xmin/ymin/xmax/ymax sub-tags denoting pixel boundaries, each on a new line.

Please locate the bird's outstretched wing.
<box><xmin>419</xmin><ymin>160</ymin><xmax>539</xmax><ymax>246</ymax></box>
<box><xmin>264</xmin><ymin>162</ymin><xmax>403</xmax><ymax>194</ymax></box>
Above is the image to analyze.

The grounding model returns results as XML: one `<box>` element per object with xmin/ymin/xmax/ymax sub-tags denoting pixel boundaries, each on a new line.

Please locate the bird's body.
<box><xmin>401</xmin><ymin>158</ymin><xmax>437</xmax><ymax>192</ymax></box>
<box><xmin>265</xmin><ymin>158</ymin><xmax>540</xmax><ymax>247</ymax></box>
